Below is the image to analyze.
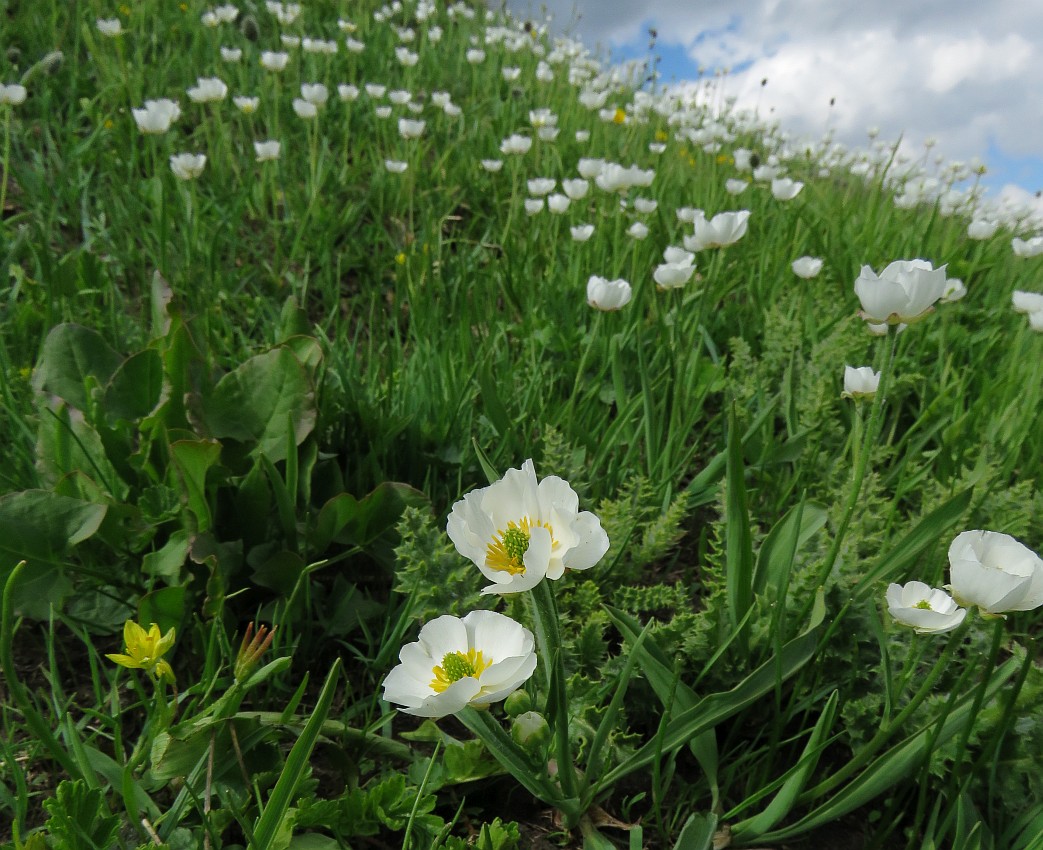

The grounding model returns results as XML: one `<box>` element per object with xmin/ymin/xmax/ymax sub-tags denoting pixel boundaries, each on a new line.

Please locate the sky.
<box><xmin>503</xmin><ymin>0</ymin><xmax>1043</xmax><ymax>210</ymax></box>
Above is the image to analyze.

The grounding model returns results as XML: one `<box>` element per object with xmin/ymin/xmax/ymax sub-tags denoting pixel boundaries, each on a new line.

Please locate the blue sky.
<box><xmin>509</xmin><ymin>0</ymin><xmax>1043</xmax><ymax>210</ymax></box>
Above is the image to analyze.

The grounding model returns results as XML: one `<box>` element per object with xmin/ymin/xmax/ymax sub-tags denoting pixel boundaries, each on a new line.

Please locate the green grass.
<box><xmin>1</xmin><ymin>0</ymin><xmax>1043</xmax><ymax>848</ymax></box>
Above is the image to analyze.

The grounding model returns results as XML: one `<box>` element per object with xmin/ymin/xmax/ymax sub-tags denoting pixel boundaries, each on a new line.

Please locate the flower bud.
<box><xmin>239</xmin><ymin>14</ymin><xmax>260</xmax><ymax>41</ymax></box>
<box><xmin>511</xmin><ymin>711</ymin><xmax>550</xmax><ymax>751</ymax></box>
<box><xmin>503</xmin><ymin>689</ymin><xmax>532</xmax><ymax>717</ymax></box>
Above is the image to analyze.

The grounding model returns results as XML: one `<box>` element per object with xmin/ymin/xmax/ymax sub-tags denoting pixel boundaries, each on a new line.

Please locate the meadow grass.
<box><xmin>1</xmin><ymin>0</ymin><xmax>1043</xmax><ymax>848</ymax></box>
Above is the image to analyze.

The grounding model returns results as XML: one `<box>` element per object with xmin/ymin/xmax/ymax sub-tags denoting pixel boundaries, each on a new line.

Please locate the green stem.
<box><xmin>801</xmin><ymin>615</ymin><xmax>967</xmax><ymax>802</ymax></box>
<box><xmin>530</xmin><ymin>580</ymin><xmax>581</xmax><ymax>812</ymax></box>
<box><xmin>0</xmin><ymin>107</ymin><xmax>11</xmax><ymax>224</ymax></box>
<box><xmin>808</xmin><ymin>329</ymin><xmax>899</xmax><ymax>602</ymax></box>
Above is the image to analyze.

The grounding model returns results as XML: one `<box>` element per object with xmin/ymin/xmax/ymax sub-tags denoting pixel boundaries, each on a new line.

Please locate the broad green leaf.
<box><xmin>36</xmin><ymin>397</ymin><xmax>128</xmax><ymax>498</ymax></box>
<box><xmin>671</xmin><ymin>812</ymin><xmax>718</xmax><ymax>850</ymax></box>
<box><xmin>169</xmin><ymin>439</ymin><xmax>222</xmax><ymax>532</ymax></box>
<box><xmin>755</xmin><ymin>498</ymin><xmax>828</xmax><ymax>599</ymax></box>
<box><xmin>103</xmin><ymin>349</ymin><xmax>164</xmax><ymax>423</ymax></box>
<box><xmin>315</xmin><ymin>482</ymin><xmax>428</xmax><ymax>551</ymax></box>
<box><xmin>0</xmin><ymin>491</ymin><xmax>107</xmax><ymax>618</ymax></box>
<box><xmin>142</xmin><ymin>530</ymin><xmax>191</xmax><ymax>581</ymax></box>
<box><xmin>138</xmin><ymin>585</ymin><xmax>186</xmax><ymax>636</ymax></box>
<box><xmin>202</xmin><ymin>346</ymin><xmax>316</xmax><ymax>461</ymax></box>
<box><xmin>32</xmin><ymin>323</ymin><xmax>121</xmax><ymax>411</ymax></box>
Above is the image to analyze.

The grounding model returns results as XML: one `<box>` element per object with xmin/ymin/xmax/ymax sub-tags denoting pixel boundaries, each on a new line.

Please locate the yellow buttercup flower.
<box><xmin>107</xmin><ymin>621</ymin><xmax>176</xmax><ymax>684</ymax></box>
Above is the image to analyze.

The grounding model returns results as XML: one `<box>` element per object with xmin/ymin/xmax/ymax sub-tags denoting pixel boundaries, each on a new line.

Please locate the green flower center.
<box><xmin>430</xmin><ymin>648</ymin><xmax>492</xmax><ymax>693</ymax></box>
<box><xmin>913</xmin><ymin>599</ymin><xmax>933</xmax><ymax>610</ymax></box>
<box><xmin>485</xmin><ymin>517</ymin><xmax>556</xmax><ymax>575</ymax></box>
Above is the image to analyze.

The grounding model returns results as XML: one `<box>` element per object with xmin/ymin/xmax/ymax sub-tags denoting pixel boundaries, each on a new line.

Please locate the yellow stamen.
<box><xmin>430</xmin><ymin>648</ymin><xmax>492</xmax><ymax>692</ymax></box>
<box><xmin>485</xmin><ymin>517</ymin><xmax>555</xmax><ymax>575</ymax></box>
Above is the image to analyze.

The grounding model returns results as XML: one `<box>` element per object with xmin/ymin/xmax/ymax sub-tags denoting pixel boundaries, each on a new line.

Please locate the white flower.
<box><xmin>562</xmin><ymin>179</ymin><xmax>589</xmax><ymax>200</ymax></box>
<box><xmin>967</xmin><ymin>219</ymin><xmax>998</xmax><ymax>240</ymax></box>
<box><xmin>382</xmin><ymin>610</ymin><xmax>537</xmax><ymax>718</ymax></box>
<box><xmin>587</xmin><ymin>275</ymin><xmax>631</xmax><ymax>310</ymax></box>
<box><xmin>1012</xmin><ymin>290</ymin><xmax>1043</xmax><ymax>314</ymax></box>
<box><xmin>654</xmin><ymin>253</ymin><xmax>696</xmax><ymax>289</ymax></box>
<box><xmin>292</xmin><ymin>98</ymin><xmax>317</xmax><ymax>119</ymax></box>
<box><xmin>886</xmin><ymin>582</ymin><xmax>966</xmax><ymax>634</ymax></box>
<box><xmin>595</xmin><ymin>164</ymin><xmax>655</xmax><ymax>193</ymax></box>
<box><xmin>577</xmin><ymin>158</ymin><xmax>605</xmax><ymax>179</ymax></box>
<box><xmin>345</xmin><ymin>38</ymin><xmax>365</xmax><ymax>53</ymax></box>
<box><xmin>941</xmin><ymin>277</ymin><xmax>966</xmax><ymax>303</ymax></box>
<box><xmin>214</xmin><ymin>4</ymin><xmax>239</xmax><ymax>22</ymax></box>
<box><xmin>753</xmin><ymin>164</ymin><xmax>780</xmax><ymax>181</ymax></box>
<box><xmin>792</xmin><ymin>256</ymin><xmax>823</xmax><ymax>278</ymax></box>
<box><xmin>663</xmin><ymin>246</ymin><xmax>693</xmax><ymax>266</ymax></box>
<box><xmin>132</xmin><ymin>98</ymin><xmax>180</xmax><ymax>133</ymax></box>
<box><xmin>388</xmin><ymin>89</ymin><xmax>411</xmax><ymax>105</ymax></box>
<box><xmin>254</xmin><ymin>140</ymin><xmax>280</xmax><ymax>161</ymax></box>
<box><xmin>398</xmin><ymin>118</ymin><xmax>425</xmax><ymax>139</ymax></box>
<box><xmin>201</xmin><ymin>10</ymin><xmax>219</xmax><ymax>27</ymax></box>
<box><xmin>365</xmin><ymin>83</ymin><xmax>386</xmax><ymax>99</ymax></box>
<box><xmin>649</xmin><ymin>142</ymin><xmax>666</xmax><ymax>154</ymax></box>
<box><xmin>481</xmin><ymin>159</ymin><xmax>503</xmax><ymax>173</ymax></box>
<box><xmin>526</xmin><ymin>178</ymin><xmax>555</xmax><ymax>196</ymax></box>
<box><xmin>725</xmin><ymin>178</ymin><xmax>749</xmax><ymax>195</ymax></box>
<box><xmin>1030</xmin><ymin>311</ymin><xmax>1043</xmax><ymax>332</ymax></box>
<box><xmin>733</xmin><ymin>148</ymin><xmax>753</xmax><ymax>171</ymax></box>
<box><xmin>274</xmin><ymin>2</ymin><xmax>300</xmax><ymax>25</ymax></box>
<box><xmin>280</xmin><ymin>34</ymin><xmax>300</xmax><ymax>47</ymax></box>
<box><xmin>446</xmin><ymin>459</ymin><xmax>610</xmax><ymax>594</ymax></box>
<box><xmin>96</xmin><ymin>18</ymin><xmax>123</xmax><ymax>36</ymax></box>
<box><xmin>396</xmin><ymin>47</ymin><xmax>419</xmax><ymax>66</ymax></box>
<box><xmin>1012</xmin><ymin>236</ymin><xmax>1043</xmax><ymax>258</ymax></box>
<box><xmin>684</xmin><ymin>210</ymin><xmax>751</xmax><ymax>251</ymax></box>
<box><xmin>634</xmin><ymin>197</ymin><xmax>657</xmax><ymax>214</ymax></box>
<box><xmin>299</xmin><ymin>83</ymin><xmax>328</xmax><ymax>106</ymax></box>
<box><xmin>627</xmin><ymin>222</ymin><xmax>649</xmax><ymax>240</ymax></box>
<box><xmin>536</xmin><ymin>61</ymin><xmax>554</xmax><ymax>82</ymax></box>
<box><xmin>444</xmin><ymin>103</ymin><xmax>462</xmax><ymax>117</ymax></box>
<box><xmin>575</xmin><ymin>129</ymin><xmax>591</xmax><ymax>142</ymax></box>
<box><xmin>260</xmin><ymin>51</ymin><xmax>289</xmax><ymax>72</ymax></box>
<box><xmin>524</xmin><ymin>198</ymin><xmax>544</xmax><ymax>215</ymax></box>
<box><xmin>466</xmin><ymin>48</ymin><xmax>486</xmax><ymax>64</ymax></box>
<box><xmin>374</xmin><ymin>105</ymin><xmax>392</xmax><ymax>119</ymax></box>
<box><xmin>841</xmin><ymin>365</ymin><xmax>880</xmax><ymax>399</ymax></box>
<box><xmin>500</xmin><ymin>134</ymin><xmax>532</xmax><ymax>155</ymax></box>
<box><xmin>385</xmin><ymin>159</ymin><xmax>408</xmax><ymax>173</ymax></box>
<box><xmin>547</xmin><ymin>194</ymin><xmax>570</xmax><ymax>214</ymax></box>
<box><xmin>771</xmin><ymin>177</ymin><xmax>804</xmax><ymax>201</ymax></box>
<box><xmin>570</xmin><ymin>224</ymin><xmax>594</xmax><ymax>242</ymax></box>
<box><xmin>187</xmin><ymin>76</ymin><xmax>228</xmax><ymax>103</ymax></box>
<box><xmin>233</xmin><ymin>95</ymin><xmax>259</xmax><ymax>114</ymax></box>
<box><xmin>220</xmin><ymin>46</ymin><xmax>243</xmax><ymax>62</ymax></box>
<box><xmin>854</xmin><ymin>259</ymin><xmax>947</xmax><ymax>325</ymax></box>
<box><xmin>537</xmin><ymin>126</ymin><xmax>559</xmax><ymax>141</ymax></box>
<box><xmin>948</xmin><ymin>530</ymin><xmax>1043</xmax><ymax>615</ymax></box>
<box><xmin>169</xmin><ymin>153</ymin><xmax>206</xmax><ymax>180</ymax></box>
<box><xmin>676</xmin><ymin>207</ymin><xmax>701</xmax><ymax>224</ymax></box>
<box><xmin>303</xmin><ymin>38</ymin><xmax>337</xmax><ymax>54</ymax></box>
<box><xmin>338</xmin><ymin>84</ymin><xmax>359</xmax><ymax>102</ymax></box>
<box><xmin>502</xmin><ymin>66</ymin><xmax>521</xmax><ymax>81</ymax></box>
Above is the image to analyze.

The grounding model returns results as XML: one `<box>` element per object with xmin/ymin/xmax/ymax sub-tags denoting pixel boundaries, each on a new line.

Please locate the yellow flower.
<box><xmin>106</xmin><ymin>621</ymin><xmax>176</xmax><ymax>684</ymax></box>
<box><xmin>612</xmin><ymin>108</ymin><xmax>626</xmax><ymax>125</ymax></box>
<box><xmin>654</xmin><ymin>129</ymin><xmax>668</xmax><ymax>142</ymax></box>
<box><xmin>395</xmin><ymin>252</ymin><xmax>406</xmax><ymax>265</ymax></box>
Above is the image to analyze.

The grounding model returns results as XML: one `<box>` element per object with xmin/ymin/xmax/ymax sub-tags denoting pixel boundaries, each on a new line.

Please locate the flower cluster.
<box><xmin>887</xmin><ymin>530</ymin><xmax>1043</xmax><ymax>633</ymax></box>
<box><xmin>383</xmin><ymin>461</ymin><xmax>609</xmax><ymax>717</ymax></box>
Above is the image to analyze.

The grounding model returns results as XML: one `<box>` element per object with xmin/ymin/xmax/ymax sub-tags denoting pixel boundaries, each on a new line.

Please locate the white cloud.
<box><xmin>506</xmin><ymin>0</ymin><xmax>1043</xmax><ymax>190</ymax></box>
